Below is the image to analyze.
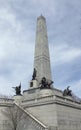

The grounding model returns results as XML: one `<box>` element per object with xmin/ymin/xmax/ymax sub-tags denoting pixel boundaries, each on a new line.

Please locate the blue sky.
<box><xmin>0</xmin><ymin>0</ymin><xmax>81</xmax><ymax>97</ymax></box>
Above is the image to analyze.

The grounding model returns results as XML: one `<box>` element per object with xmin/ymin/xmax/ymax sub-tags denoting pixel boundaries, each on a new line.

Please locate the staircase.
<box><xmin>15</xmin><ymin>103</ymin><xmax>48</xmax><ymax>130</ymax></box>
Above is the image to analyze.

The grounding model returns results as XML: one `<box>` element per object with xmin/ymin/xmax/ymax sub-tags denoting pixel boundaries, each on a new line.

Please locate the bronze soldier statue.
<box><xmin>40</xmin><ymin>77</ymin><xmax>53</xmax><ymax>89</ymax></box>
<box><xmin>63</xmin><ymin>86</ymin><xmax>72</xmax><ymax>96</ymax></box>
<box><xmin>32</xmin><ymin>68</ymin><xmax>37</xmax><ymax>80</ymax></box>
<box><xmin>12</xmin><ymin>83</ymin><xmax>21</xmax><ymax>95</ymax></box>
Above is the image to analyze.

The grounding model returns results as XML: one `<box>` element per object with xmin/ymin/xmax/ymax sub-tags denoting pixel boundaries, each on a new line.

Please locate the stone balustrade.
<box><xmin>0</xmin><ymin>98</ymin><xmax>14</xmax><ymax>106</ymax></box>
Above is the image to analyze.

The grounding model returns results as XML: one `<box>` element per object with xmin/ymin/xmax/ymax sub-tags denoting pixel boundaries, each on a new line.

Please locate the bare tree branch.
<box><xmin>2</xmin><ymin>104</ymin><xmax>24</xmax><ymax>130</ymax></box>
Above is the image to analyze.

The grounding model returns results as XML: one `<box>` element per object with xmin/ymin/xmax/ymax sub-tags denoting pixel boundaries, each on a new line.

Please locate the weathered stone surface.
<box><xmin>56</xmin><ymin>103</ymin><xmax>81</xmax><ymax>130</ymax></box>
<box><xmin>34</xmin><ymin>15</ymin><xmax>52</xmax><ymax>84</ymax></box>
<box><xmin>0</xmin><ymin>99</ymin><xmax>13</xmax><ymax>130</ymax></box>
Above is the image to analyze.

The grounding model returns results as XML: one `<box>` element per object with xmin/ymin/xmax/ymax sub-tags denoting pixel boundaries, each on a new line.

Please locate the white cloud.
<box><xmin>0</xmin><ymin>7</ymin><xmax>21</xmax><ymax>33</ymax></box>
<box><xmin>0</xmin><ymin>0</ymin><xmax>81</xmax><ymax>97</ymax></box>
<box><xmin>50</xmin><ymin>43</ymin><xmax>81</xmax><ymax>66</ymax></box>
<box><xmin>0</xmin><ymin>6</ymin><xmax>35</xmax><ymax>95</ymax></box>
<box><xmin>70</xmin><ymin>79</ymin><xmax>81</xmax><ymax>98</ymax></box>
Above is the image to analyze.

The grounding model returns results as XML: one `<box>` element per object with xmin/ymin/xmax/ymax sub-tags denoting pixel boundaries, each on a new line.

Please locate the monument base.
<box><xmin>22</xmin><ymin>87</ymin><xmax>81</xmax><ymax>130</ymax></box>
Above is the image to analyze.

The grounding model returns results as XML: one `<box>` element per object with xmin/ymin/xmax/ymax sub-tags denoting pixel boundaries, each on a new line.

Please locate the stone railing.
<box><xmin>0</xmin><ymin>98</ymin><xmax>14</xmax><ymax>105</ymax></box>
<box><xmin>15</xmin><ymin>103</ymin><xmax>48</xmax><ymax>130</ymax></box>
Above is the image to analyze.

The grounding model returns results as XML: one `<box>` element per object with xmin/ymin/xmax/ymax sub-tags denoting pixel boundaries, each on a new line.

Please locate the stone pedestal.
<box><xmin>40</xmin><ymin>88</ymin><xmax>53</xmax><ymax>97</ymax></box>
<box><xmin>13</xmin><ymin>95</ymin><xmax>22</xmax><ymax>105</ymax></box>
<box><xmin>29</xmin><ymin>80</ymin><xmax>38</xmax><ymax>88</ymax></box>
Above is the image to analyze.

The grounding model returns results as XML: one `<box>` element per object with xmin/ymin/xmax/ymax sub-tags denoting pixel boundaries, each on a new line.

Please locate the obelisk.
<box><xmin>34</xmin><ymin>15</ymin><xmax>52</xmax><ymax>85</ymax></box>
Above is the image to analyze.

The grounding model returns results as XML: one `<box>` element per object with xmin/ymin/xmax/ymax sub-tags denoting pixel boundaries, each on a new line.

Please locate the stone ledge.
<box><xmin>22</xmin><ymin>95</ymin><xmax>81</xmax><ymax>110</ymax></box>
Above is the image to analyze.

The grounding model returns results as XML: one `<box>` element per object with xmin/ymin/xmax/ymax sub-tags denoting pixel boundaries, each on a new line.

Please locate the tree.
<box><xmin>2</xmin><ymin>103</ymin><xmax>24</xmax><ymax>130</ymax></box>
